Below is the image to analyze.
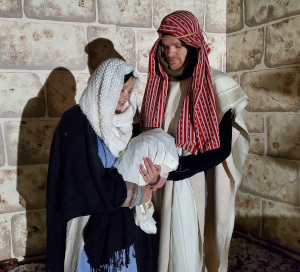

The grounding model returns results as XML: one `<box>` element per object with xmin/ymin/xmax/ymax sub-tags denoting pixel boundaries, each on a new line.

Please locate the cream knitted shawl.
<box><xmin>79</xmin><ymin>58</ymin><xmax>138</xmax><ymax>158</ymax></box>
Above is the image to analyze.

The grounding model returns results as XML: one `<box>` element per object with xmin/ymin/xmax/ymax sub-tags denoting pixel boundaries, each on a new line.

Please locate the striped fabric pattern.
<box><xmin>140</xmin><ymin>10</ymin><xmax>220</xmax><ymax>154</ymax></box>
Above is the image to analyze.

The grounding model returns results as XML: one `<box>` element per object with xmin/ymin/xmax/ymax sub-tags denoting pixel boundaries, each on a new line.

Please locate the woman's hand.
<box><xmin>140</xmin><ymin>157</ymin><xmax>161</xmax><ymax>185</ymax></box>
<box><xmin>141</xmin><ymin>185</ymin><xmax>152</xmax><ymax>203</ymax></box>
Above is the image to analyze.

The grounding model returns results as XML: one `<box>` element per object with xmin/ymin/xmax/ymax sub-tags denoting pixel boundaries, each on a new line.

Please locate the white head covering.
<box><xmin>114</xmin><ymin>128</ymin><xmax>179</xmax><ymax>235</ymax></box>
<box><xmin>114</xmin><ymin>128</ymin><xmax>179</xmax><ymax>185</ymax></box>
<box><xmin>79</xmin><ymin>58</ymin><xmax>138</xmax><ymax>157</ymax></box>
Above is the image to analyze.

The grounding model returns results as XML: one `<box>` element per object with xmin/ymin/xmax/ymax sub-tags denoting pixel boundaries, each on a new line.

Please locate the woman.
<box><xmin>46</xmin><ymin>58</ymin><xmax>159</xmax><ymax>272</ymax></box>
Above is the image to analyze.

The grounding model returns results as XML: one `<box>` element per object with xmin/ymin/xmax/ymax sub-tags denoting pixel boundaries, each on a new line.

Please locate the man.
<box><xmin>140</xmin><ymin>10</ymin><xmax>250</xmax><ymax>272</ymax></box>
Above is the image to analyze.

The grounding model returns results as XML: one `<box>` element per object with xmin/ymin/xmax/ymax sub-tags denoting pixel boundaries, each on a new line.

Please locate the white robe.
<box><xmin>154</xmin><ymin>69</ymin><xmax>250</xmax><ymax>272</ymax></box>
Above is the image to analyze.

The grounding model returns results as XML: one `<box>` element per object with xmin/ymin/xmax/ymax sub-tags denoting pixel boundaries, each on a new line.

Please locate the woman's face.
<box><xmin>115</xmin><ymin>76</ymin><xmax>134</xmax><ymax>113</ymax></box>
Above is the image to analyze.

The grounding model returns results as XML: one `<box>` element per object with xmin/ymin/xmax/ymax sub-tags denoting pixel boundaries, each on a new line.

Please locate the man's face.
<box><xmin>161</xmin><ymin>35</ymin><xmax>188</xmax><ymax>71</ymax></box>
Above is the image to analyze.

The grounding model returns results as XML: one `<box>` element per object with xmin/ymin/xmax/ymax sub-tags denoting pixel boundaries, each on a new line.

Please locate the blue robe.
<box><xmin>77</xmin><ymin>137</ymin><xmax>137</xmax><ymax>272</ymax></box>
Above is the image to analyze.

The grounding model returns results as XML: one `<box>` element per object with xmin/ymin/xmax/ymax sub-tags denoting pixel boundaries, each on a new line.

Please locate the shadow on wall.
<box><xmin>15</xmin><ymin>67</ymin><xmax>76</xmax><ymax>260</ymax></box>
<box><xmin>15</xmin><ymin>38</ymin><xmax>125</xmax><ymax>261</ymax></box>
<box><xmin>85</xmin><ymin>38</ymin><xmax>125</xmax><ymax>74</ymax></box>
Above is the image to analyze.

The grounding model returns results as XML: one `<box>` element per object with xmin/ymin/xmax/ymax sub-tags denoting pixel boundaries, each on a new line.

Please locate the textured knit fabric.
<box><xmin>140</xmin><ymin>10</ymin><xmax>220</xmax><ymax>154</ymax></box>
<box><xmin>79</xmin><ymin>58</ymin><xmax>138</xmax><ymax>158</ymax></box>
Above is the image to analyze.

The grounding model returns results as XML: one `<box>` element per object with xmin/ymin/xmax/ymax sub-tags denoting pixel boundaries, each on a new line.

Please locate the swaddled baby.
<box><xmin>114</xmin><ymin>128</ymin><xmax>179</xmax><ymax>234</ymax></box>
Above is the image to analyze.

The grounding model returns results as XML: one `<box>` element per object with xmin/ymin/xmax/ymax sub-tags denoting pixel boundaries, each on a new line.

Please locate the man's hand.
<box><xmin>151</xmin><ymin>177</ymin><xmax>167</xmax><ymax>191</ymax></box>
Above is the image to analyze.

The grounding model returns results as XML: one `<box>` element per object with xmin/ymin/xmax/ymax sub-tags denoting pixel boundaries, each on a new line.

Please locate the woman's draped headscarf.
<box><xmin>140</xmin><ymin>10</ymin><xmax>220</xmax><ymax>154</ymax></box>
<box><xmin>79</xmin><ymin>58</ymin><xmax>138</xmax><ymax>157</ymax></box>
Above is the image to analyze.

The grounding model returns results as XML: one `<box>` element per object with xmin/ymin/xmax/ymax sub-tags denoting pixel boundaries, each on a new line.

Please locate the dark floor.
<box><xmin>2</xmin><ymin>231</ymin><xmax>299</xmax><ymax>271</ymax></box>
<box><xmin>228</xmin><ymin>231</ymin><xmax>300</xmax><ymax>272</ymax></box>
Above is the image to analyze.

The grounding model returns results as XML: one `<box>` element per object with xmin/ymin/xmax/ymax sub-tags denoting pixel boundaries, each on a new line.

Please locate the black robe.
<box><xmin>46</xmin><ymin>105</ymin><xmax>152</xmax><ymax>272</ymax></box>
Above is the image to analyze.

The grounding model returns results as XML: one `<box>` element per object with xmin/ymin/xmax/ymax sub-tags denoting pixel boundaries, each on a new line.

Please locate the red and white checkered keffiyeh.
<box><xmin>140</xmin><ymin>10</ymin><xmax>220</xmax><ymax>154</ymax></box>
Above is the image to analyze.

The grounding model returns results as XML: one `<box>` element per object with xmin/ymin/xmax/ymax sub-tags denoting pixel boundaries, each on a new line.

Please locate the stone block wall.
<box><xmin>227</xmin><ymin>0</ymin><xmax>300</xmax><ymax>256</ymax></box>
<box><xmin>0</xmin><ymin>0</ymin><xmax>227</xmax><ymax>263</ymax></box>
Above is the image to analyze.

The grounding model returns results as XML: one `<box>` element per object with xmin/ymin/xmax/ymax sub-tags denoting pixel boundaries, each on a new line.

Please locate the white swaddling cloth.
<box><xmin>114</xmin><ymin>128</ymin><xmax>179</xmax><ymax>234</ymax></box>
